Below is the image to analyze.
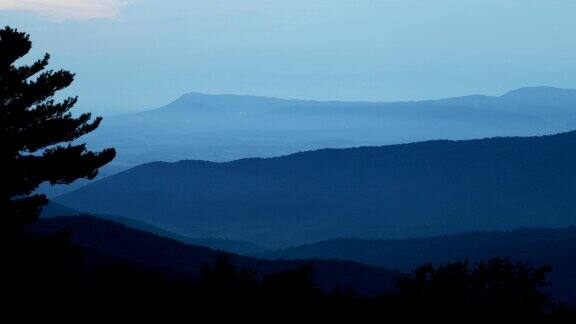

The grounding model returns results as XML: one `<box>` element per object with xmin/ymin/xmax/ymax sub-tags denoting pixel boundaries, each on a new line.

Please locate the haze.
<box><xmin>1</xmin><ymin>0</ymin><xmax>575</xmax><ymax>115</ymax></box>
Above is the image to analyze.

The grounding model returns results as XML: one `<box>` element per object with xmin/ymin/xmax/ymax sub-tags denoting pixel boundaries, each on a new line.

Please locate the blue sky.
<box><xmin>1</xmin><ymin>0</ymin><xmax>576</xmax><ymax>115</ymax></box>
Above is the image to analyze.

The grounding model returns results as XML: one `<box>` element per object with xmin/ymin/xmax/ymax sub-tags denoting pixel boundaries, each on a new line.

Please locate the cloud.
<box><xmin>0</xmin><ymin>0</ymin><xmax>133</xmax><ymax>20</ymax></box>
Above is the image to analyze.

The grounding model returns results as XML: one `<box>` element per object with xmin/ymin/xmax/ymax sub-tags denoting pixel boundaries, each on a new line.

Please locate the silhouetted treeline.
<box><xmin>3</xmin><ymin>232</ymin><xmax>576</xmax><ymax>322</ymax></box>
<box><xmin>266</xmin><ymin>227</ymin><xmax>576</xmax><ymax>304</ymax></box>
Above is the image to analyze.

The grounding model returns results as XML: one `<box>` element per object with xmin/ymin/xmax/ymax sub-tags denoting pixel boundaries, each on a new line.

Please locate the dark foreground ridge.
<box><xmin>265</xmin><ymin>227</ymin><xmax>576</xmax><ymax>303</ymax></box>
<box><xmin>27</xmin><ymin>215</ymin><xmax>399</xmax><ymax>296</ymax></box>
<box><xmin>41</xmin><ymin>201</ymin><xmax>269</xmax><ymax>254</ymax></box>
<box><xmin>2</xmin><ymin>215</ymin><xmax>574</xmax><ymax>321</ymax></box>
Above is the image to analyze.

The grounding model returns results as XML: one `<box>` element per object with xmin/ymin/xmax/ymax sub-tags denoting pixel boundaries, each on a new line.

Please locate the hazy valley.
<box><xmin>5</xmin><ymin>4</ymin><xmax>576</xmax><ymax>317</ymax></box>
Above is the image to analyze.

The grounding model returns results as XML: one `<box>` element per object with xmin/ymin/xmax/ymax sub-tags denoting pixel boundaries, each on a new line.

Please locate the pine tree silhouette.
<box><xmin>0</xmin><ymin>26</ymin><xmax>115</xmax><ymax>235</ymax></box>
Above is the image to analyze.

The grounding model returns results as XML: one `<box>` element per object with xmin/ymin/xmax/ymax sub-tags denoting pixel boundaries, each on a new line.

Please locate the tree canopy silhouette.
<box><xmin>394</xmin><ymin>257</ymin><xmax>553</xmax><ymax>321</ymax></box>
<box><xmin>0</xmin><ymin>26</ymin><xmax>115</xmax><ymax>234</ymax></box>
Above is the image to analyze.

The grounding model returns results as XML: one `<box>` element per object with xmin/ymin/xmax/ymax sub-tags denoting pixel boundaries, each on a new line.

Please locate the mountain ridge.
<box><xmin>27</xmin><ymin>215</ymin><xmax>399</xmax><ymax>296</ymax></box>
<box><xmin>154</xmin><ymin>86</ymin><xmax>576</xmax><ymax>113</ymax></box>
<box><xmin>41</xmin><ymin>201</ymin><xmax>269</xmax><ymax>254</ymax></box>
<box><xmin>263</xmin><ymin>226</ymin><xmax>576</xmax><ymax>303</ymax></box>
<box><xmin>63</xmin><ymin>85</ymin><xmax>576</xmax><ymax>196</ymax></box>
<box><xmin>57</xmin><ymin>129</ymin><xmax>576</xmax><ymax>247</ymax></box>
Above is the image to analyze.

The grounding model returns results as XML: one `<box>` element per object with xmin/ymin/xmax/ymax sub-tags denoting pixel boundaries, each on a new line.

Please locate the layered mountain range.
<box><xmin>57</xmin><ymin>130</ymin><xmax>576</xmax><ymax>247</ymax></box>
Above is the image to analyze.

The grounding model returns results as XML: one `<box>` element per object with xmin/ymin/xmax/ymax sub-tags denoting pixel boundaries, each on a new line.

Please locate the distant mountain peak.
<box><xmin>158</xmin><ymin>91</ymin><xmax>303</xmax><ymax>115</ymax></box>
<box><xmin>179</xmin><ymin>91</ymin><xmax>282</xmax><ymax>100</ymax></box>
<box><xmin>502</xmin><ymin>86</ymin><xmax>576</xmax><ymax>98</ymax></box>
<box><xmin>175</xmin><ymin>86</ymin><xmax>576</xmax><ymax>104</ymax></box>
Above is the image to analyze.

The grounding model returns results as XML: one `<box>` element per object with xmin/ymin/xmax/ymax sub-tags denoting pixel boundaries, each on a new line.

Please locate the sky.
<box><xmin>1</xmin><ymin>0</ymin><xmax>576</xmax><ymax>115</ymax></box>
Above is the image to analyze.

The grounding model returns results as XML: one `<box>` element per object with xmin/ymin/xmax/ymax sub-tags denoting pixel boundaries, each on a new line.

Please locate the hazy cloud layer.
<box><xmin>0</xmin><ymin>0</ymin><xmax>132</xmax><ymax>20</ymax></box>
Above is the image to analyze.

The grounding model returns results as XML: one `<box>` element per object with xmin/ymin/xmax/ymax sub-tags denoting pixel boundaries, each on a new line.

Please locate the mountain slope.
<box><xmin>82</xmin><ymin>86</ymin><xmax>576</xmax><ymax>173</ymax></box>
<box><xmin>264</xmin><ymin>227</ymin><xmax>576</xmax><ymax>303</ymax></box>
<box><xmin>27</xmin><ymin>216</ymin><xmax>399</xmax><ymax>296</ymax></box>
<box><xmin>57</xmin><ymin>130</ymin><xmax>576</xmax><ymax>247</ymax></box>
<box><xmin>41</xmin><ymin>201</ymin><xmax>268</xmax><ymax>254</ymax></box>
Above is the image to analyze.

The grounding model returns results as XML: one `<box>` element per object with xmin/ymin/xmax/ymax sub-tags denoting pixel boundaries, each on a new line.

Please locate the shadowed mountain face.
<box><xmin>263</xmin><ymin>227</ymin><xmax>576</xmax><ymax>303</ymax></box>
<box><xmin>84</xmin><ymin>86</ymin><xmax>576</xmax><ymax>171</ymax></box>
<box><xmin>41</xmin><ymin>202</ymin><xmax>268</xmax><ymax>255</ymax></box>
<box><xmin>26</xmin><ymin>216</ymin><xmax>399</xmax><ymax>296</ymax></box>
<box><xmin>57</xmin><ymin>130</ymin><xmax>576</xmax><ymax>247</ymax></box>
